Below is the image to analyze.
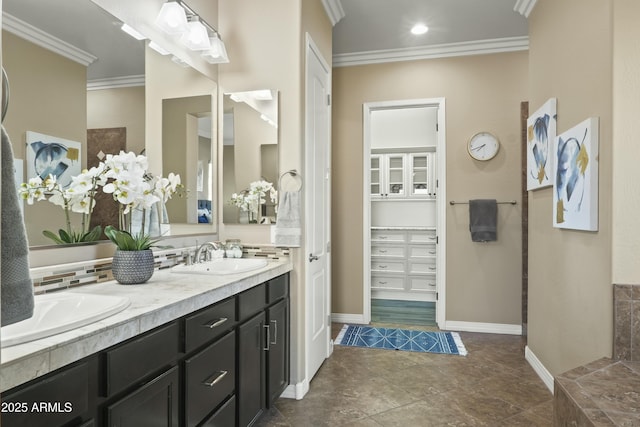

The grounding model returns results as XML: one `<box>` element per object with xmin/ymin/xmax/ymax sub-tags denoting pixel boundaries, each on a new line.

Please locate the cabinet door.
<box><xmin>237</xmin><ymin>312</ymin><xmax>266</xmax><ymax>427</ymax></box>
<box><xmin>266</xmin><ymin>299</ymin><xmax>289</xmax><ymax>407</ymax></box>
<box><xmin>106</xmin><ymin>366</ymin><xmax>179</xmax><ymax>427</ymax></box>
<box><xmin>370</xmin><ymin>154</ymin><xmax>383</xmax><ymax>197</ymax></box>
<box><xmin>385</xmin><ymin>154</ymin><xmax>406</xmax><ymax>197</ymax></box>
<box><xmin>409</xmin><ymin>153</ymin><xmax>435</xmax><ymax>197</ymax></box>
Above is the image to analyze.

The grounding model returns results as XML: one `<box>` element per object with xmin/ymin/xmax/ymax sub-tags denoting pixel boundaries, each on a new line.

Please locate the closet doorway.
<box><xmin>363</xmin><ymin>98</ymin><xmax>446</xmax><ymax>328</ymax></box>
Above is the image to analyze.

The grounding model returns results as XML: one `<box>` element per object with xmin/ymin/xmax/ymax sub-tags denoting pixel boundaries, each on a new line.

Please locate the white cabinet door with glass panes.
<box><xmin>371</xmin><ymin>152</ymin><xmax>435</xmax><ymax>199</ymax></box>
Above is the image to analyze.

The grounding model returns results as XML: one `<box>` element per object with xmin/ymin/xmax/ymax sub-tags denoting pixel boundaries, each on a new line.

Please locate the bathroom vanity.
<box><xmin>0</xmin><ymin>259</ymin><xmax>292</xmax><ymax>427</ymax></box>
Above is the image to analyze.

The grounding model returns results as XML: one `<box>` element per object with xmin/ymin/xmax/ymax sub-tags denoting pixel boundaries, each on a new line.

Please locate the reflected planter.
<box><xmin>111</xmin><ymin>249</ymin><xmax>155</xmax><ymax>285</ymax></box>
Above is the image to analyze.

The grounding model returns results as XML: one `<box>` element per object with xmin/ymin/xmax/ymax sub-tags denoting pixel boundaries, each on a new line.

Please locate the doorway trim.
<box><xmin>362</xmin><ymin>98</ymin><xmax>447</xmax><ymax>327</ymax></box>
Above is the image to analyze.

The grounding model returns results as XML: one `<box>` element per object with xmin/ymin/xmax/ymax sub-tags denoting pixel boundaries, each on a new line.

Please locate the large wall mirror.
<box><xmin>162</xmin><ymin>95</ymin><xmax>215</xmax><ymax>227</ymax></box>
<box><xmin>222</xmin><ymin>90</ymin><xmax>279</xmax><ymax>224</ymax></box>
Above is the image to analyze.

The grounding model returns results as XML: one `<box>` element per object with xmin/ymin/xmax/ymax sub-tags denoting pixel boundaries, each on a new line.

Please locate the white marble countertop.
<box><xmin>0</xmin><ymin>258</ymin><xmax>293</xmax><ymax>392</ymax></box>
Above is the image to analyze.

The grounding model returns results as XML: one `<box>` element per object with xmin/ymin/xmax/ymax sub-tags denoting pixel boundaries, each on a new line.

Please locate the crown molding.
<box><xmin>333</xmin><ymin>36</ymin><xmax>529</xmax><ymax>68</ymax></box>
<box><xmin>2</xmin><ymin>12</ymin><xmax>97</xmax><ymax>66</ymax></box>
<box><xmin>322</xmin><ymin>0</ymin><xmax>345</xmax><ymax>26</ymax></box>
<box><xmin>514</xmin><ymin>0</ymin><xmax>538</xmax><ymax>17</ymax></box>
<box><xmin>86</xmin><ymin>75</ymin><xmax>146</xmax><ymax>91</ymax></box>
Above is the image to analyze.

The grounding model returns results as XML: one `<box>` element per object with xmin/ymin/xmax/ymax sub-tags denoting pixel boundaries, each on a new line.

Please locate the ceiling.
<box><xmin>2</xmin><ymin>0</ymin><xmax>528</xmax><ymax>80</ymax></box>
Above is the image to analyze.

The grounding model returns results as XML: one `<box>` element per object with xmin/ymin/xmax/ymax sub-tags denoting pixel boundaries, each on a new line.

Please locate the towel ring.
<box><xmin>279</xmin><ymin>169</ymin><xmax>303</xmax><ymax>192</ymax></box>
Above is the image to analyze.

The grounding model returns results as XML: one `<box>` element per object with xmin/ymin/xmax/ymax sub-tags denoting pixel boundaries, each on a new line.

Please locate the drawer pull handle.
<box><xmin>271</xmin><ymin>320</ymin><xmax>278</xmax><ymax>345</ymax></box>
<box><xmin>378</xmin><ymin>265</ymin><xmax>388</xmax><ymax>269</ymax></box>
<box><xmin>263</xmin><ymin>324</ymin><xmax>271</xmax><ymax>351</ymax></box>
<box><xmin>379</xmin><ymin>236</ymin><xmax>388</xmax><ymax>239</ymax></box>
<box><xmin>429</xmin><ymin>267</ymin><xmax>436</xmax><ymax>271</ymax></box>
<box><xmin>378</xmin><ymin>249</ymin><xmax>388</xmax><ymax>253</ymax></box>
<box><xmin>378</xmin><ymin>281</ymin><xmax>388</xmax><ymax>285</ymax></box>
<box><xmin>202</xmin><ymin>317</ymin><xmax>228</xmax><ymax>329</ymax></box>
<box><xmin>429</xmin><ymin>236</ymin><xmax>436</xmax><ymax>240</ymax></box>
<box><xmin>429</xmin><ymin>251</ymin><xmax>436</xmax><ymax>255</ymax></box>
<box><xmin>202</xmin><ymin>370</ymin><xmax>228</xmax><ymax>387</ymax></box>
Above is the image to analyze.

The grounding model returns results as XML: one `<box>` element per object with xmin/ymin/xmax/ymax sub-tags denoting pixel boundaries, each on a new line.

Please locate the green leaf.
<box><xmin>42</xmin><ymin>230</ymin><xmax>65</xmax><ymax>244</ymax></box>
<box><xmin>104</xmin><ymin>225</ymin><xmax>161</xmax><ymax>251</ymax></box>
<box><xmin>82</xmin><ymin>225</ymin><xmax>103</xmax><ymax>242</ymax></box>
<box><xmin>58</xmin><ymin>229</ymin><xmax>73</xmax><ymax>243</ymax></box>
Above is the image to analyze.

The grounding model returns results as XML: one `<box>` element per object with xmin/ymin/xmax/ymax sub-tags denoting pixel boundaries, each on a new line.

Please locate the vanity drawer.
<box><xmin>105</xmin><ymin>321</ymin><xmax>180</xmax><ymax>396</ymax></box>
<box><xmin>267</xmin><ymin>274</ymin><xmax>289</xmax><ymax>304</ymax></box>
<box><xmin>371</xmin><ymin>260</ymin><xmax>405</xmax><ymax>273</ymax></box>
<box><xmin>238</xmin><ymin>283</ymin><xmax>266</xmax><ymax>321</ymax></box>
<box><xmin>371</xmin><ymin>275</ymin><xmax>405</xmax><ymax>289</ymax></box>
<box><xmin>1</xmin><ymin>362</ymin><xmax>90</xmax><ymax>427</ymax></box>
<box><xmin>200</xmin><ymin>395</ymin><xmax>236</xmax><ymax>427</ymax></box>
<box><xmin>184</xmin><ymin>331</ymin><xmax>236</xmax><ymax>427</ymax></box>
<box><xmin>371</xmin><ymin>230</ymin><xmax>406</xmax><ymax>243</ymax></box>
<box><xmin>185</xmin><ymin>297</ymin><xmax>236</xmax><ymax>353</ymax></box>
<box><xmin>371</xmin><ymin>244</ymin><xmax>405</xmax><ymax>258</ymax></box>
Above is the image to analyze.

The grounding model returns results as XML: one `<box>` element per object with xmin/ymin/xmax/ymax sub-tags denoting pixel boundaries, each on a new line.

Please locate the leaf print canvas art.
<box><xmin>527</xmin><ymin>98</ymin><xmax>557</xmax><ymax>190</ymax></box>
<box><xmin>553</xmin><ymin>117</ymin><xmax>599</xmax><ymax>231</ymax></box>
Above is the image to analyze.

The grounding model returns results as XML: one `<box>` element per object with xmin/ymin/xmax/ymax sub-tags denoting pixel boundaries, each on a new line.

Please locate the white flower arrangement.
<box><xmin>229</xmin><ymin>180</ymin><xmax>277</xmax><ymax>223</ymax></box>
<box><xmin>19</xmin><ymin>151</ymin><xmax>182</xmax><ymax>246</ymax></box>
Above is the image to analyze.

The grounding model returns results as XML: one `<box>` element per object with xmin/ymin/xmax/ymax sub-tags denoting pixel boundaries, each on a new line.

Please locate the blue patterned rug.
<box><xmin>335</xmin><ymin>325</ymin><xmax>467</xmax><ymax>356</ymax></box>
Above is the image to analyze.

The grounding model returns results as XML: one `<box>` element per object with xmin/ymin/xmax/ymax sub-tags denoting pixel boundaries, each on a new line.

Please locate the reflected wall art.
<box><xmin>26</xmin><ymin>131</ymin><xmax>81</xmax><ymax>189</ymax></box>
<box><xmin>527</xmin><ymin>98</ymin><xmax>556</xmax><ymax>190</ymax></box>
<box><xmin>552</xmin><ymin>117</ymin><xmax>599</xmax><ymax>231</ymax></box>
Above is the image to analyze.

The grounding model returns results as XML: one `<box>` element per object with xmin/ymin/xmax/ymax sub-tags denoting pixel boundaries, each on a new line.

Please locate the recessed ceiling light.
<box><xmin>411</xmin><ymin>23</ymin><xmax>429</xmax><ymax>35</ymax></box>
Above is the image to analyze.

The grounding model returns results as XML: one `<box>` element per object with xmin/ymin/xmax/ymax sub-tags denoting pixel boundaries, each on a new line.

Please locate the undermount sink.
<box><xmin>1</xmin><ymin>292</ymin><xmax>130</xmax><ymax>348</ymax></box>
<box><xmin>171</xmin><ymin>258</ymin><xmax>268</xmax><ymax>276</ymax></box>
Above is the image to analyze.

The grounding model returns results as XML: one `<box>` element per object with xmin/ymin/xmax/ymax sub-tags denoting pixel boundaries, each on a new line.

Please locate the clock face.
<box><xmin>468</xmin><ymin>132</ymin><xmax>500</xmax><ymax>161</ymax></box>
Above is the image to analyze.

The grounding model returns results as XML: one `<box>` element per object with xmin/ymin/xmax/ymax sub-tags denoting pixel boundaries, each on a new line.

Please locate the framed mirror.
<box><xmin>162</xmin><ymin>95</ymin><xmax>215</xmax><ymax>227</ymax></box>
<box><xmin>222</xmin><ymin>90</ymin><xmax>279</xmax><ymax>224</ymax></box>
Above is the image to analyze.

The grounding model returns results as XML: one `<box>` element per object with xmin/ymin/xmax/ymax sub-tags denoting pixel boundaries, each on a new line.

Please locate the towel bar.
<box><xmin>449</xmin><ymin>200</ymin><xmax>516</xmax><ymax>205</ymax></box>
<box><xmin>278</xmin><ymin>169</ymin><xmax>303</xmax><ymax>191</ymax></box>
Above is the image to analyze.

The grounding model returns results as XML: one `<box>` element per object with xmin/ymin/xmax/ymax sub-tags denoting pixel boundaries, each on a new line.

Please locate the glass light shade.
<box><xmin>181</xmin><ymin>21</ymin><xmax>211</xmax><ymax>51</ymax></box>
<box><xmin>201</xmin><ymin>34</ymin><xmax>229</xmax><ymax>63</ymax></box>
<box><xmin>121</xmin><ymin>23</ymin><xmax>146</xmax><ymax>40</ymax></box>
<box><xmin>156</xmin><ymin>2</ymin><xmax>188</xmax><ymax>34</ymax></box>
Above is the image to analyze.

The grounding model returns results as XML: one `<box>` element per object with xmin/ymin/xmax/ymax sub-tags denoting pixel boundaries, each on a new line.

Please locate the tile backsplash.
<box><xmin>30</xmin><ymin>245</ymin><xmax>290</xmax><ymax>294</ymax></box>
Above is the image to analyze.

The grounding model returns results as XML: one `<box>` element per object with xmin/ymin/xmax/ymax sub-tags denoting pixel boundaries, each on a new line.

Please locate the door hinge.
<box><xmin>327</xmin><ymin>314</ymin><xmax>332</xmax><ymax>326</ymax></box>
<box><xmin>436</xmin><ymin>122</ymin><xmax>439</xmax><ymax>132</ymax></box>
<box><xmin>436</xmin><ymin>236</ymin><xmax>439</xmax><ymax>244</ymax></box>
<box><xmin>436</xmin><ymin>179</ymin><xmax>439</xmax><ymax>188</ymax></box>
<box><xmin>327</xmin><ymin>94</ymin><xmax>331</xmax><ymax>106</ymax></box>
<box><xmin>326</xmin><ymin>241</ymin><xmax>331</xmax><ymax>253</ymax></box>
<box><xmin>436</xmin><ymin>292</ymin><xmax>439</xmax><ymax>301</ymax></box>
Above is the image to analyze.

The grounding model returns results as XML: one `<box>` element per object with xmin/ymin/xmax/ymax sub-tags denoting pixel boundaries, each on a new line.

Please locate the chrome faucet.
<box><xmin>194</xmin><ymin>241</ymin><xmax>223</xmax><ymax>263</ymax></box>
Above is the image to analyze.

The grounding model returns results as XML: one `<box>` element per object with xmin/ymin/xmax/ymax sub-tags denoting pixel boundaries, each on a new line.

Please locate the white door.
<box><xmin>305</xmin><ymin>35</ymin><xmax>331</xmax><ymax>382</ymax></box>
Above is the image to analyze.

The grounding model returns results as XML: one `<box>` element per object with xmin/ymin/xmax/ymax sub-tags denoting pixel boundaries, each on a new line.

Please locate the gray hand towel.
<box><xmin>274</xmin><ymin>191</ymin><xmax>301</xmax><ymax>247</ymax></box>
<box><xmin>469</xmin><ymin>199</ymin><xmax>497</xmax><ymax>242</ymax></box>
<box><xmin>1</xmin><ymin>126</ymin><xmax>34</xmax><ymax>326</ymax></box>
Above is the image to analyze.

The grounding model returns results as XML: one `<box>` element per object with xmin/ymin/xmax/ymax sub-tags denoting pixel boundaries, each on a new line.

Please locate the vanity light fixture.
<box><xmin>411</xmin><ymin>23</ymin><xmax>429</xmax><ymax>35</ymax></box>
<box><xmin>201</xmin><ymin>33</ymin><xmax>229</xmax><ymax>64</ymax></box>
<box><xmin>155</xmin><ymin>1</ymin><xmax>189</xmax><ymax>34</ymax></box>
<box><xmin>120</xmin><ymin>23</ymin><xmax>146</xmax><ymax>40</ymax></box>
<box><xmin>180</xmin><ymin>17</ymin><xmax>211</xmax><ymax>51</ymax></box>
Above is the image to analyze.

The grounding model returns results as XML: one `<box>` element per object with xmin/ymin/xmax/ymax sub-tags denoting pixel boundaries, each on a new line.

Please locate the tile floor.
<box><xmin>257</xmin><ymin>323</ymin><xmax>554</xmax><ymax>426</ymax></box>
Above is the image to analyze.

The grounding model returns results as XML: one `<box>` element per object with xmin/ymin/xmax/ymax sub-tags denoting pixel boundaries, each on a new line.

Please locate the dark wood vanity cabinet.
<box><xmin>237</xmin><ymin>274</ymin><xmax>290</xmax><ymax>427</ymax></box>
<box><xmin>0</xmin><ymin>272</ymin><xmax>289</xmax><ymax>427</ymax></box>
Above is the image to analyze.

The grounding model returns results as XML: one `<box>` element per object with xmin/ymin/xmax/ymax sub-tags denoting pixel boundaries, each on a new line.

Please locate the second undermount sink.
<box><xmin>171</xmin><ymin>257</ymin><xmax>268</xmax><ymax>276</ymax></box>
<box><xmin>1</xmin><ymin>292</ymin><xmax>130</xmax><ymax>348</ymax></box>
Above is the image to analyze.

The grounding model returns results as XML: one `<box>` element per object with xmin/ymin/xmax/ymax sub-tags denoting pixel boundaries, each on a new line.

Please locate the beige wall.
<box><xmin>2</xmin><ymin>31</ymin><xmax>87</xmax><ymax>247</ymax></box>
<box><xmin>527</xmin><ymin>0</ymin><xmax>613</xmax><ymax>375</ymax></box>
<box><xmin>612</xmin><ymin>0</ymin><xmax>640</xmax><ymax>283</ymax></box>
<box><xmin>87</xmin><ymin>86</ymin><xmax>145</xmax><ymax>155</ymax></box>
<box><xmin>332</xmin><ymin>52</ymin><xmax>527</xmax><ymax>326</ymax></box>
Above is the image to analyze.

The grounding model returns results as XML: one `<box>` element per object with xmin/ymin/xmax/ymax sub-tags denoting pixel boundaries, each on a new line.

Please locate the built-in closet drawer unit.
<box><xmin>104</xmin><ymin>321</ymin><xmax>180</xmax><ymax>397</ymax></box>
<box><xmin>184</xmin><ymin>296</ymin><xmax>236</xmax><ymax>354</ymax></box>
<box><xmin>371</xmin><ymin>259</ymin><xmax>406</xmax><ymax>274</ymax></box>
<box><xmin>407</xmin><ymin>244</ymin><xmax>436</xmax><ymax>258</ymax></box>
<box><xmin>184</xmin><ymin>331</ymin><xmax>236</xmax><ymax>427</ymax></box>
<box><xmin>371</xmin><ymin>243</ymin><xmax>405</xmax><ymax>258</ymax></box>
<box><xmin>409</xmin><ymin>276</ymin><xmax>437</xmax><ymax>291</ymax></box>
<box><xmin>407</xmin><ymin>229</ymin><xmax>437</xmax><ymax>244</ymax></box>
<box><xmin>371</xmin><ymin>229</ymin><xmax>405</xmax><ymax>243</ymax></box>
<box><xmin>408</xmin><ymin>258</ymin><xmax>437</xmax><ymax>275</ymax></box>
<box><xmin>371</xmin><ymin>275</ymin><xmax>405</xmax><ymax>290</ymax></box>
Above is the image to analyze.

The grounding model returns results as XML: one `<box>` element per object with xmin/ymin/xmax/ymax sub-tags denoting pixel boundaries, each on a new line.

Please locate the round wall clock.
<box><xmin>467</xmin><ymin>132</ymin><xmax>500</xmax><ymax>161</ymax></box>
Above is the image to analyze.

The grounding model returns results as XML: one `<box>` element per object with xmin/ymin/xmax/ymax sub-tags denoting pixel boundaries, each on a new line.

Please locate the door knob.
<box><xmin>309</xmin><ymin>253</ymin><xmax>319</xmax><ymax>262</ymax></box>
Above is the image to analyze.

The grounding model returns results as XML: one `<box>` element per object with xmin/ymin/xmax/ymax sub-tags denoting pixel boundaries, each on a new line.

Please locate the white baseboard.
<box><xmin>280</xmin><ymin>379</ymin><xmax>310</xmax><ymax>400</ymax></box>
<box><xmin>525</xmin><ymin>345</ymin><xmax>555</xmax><ymax>394</ymax></box>
<box><xmin>443</xmin><ymin>320</ymin><xmax>522</xmax><ymax>335</ymax></box>
<box><xmin>331</xmin><ymin>313</ymin><xmax>366</xmax><ymax>324</ymax></box>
